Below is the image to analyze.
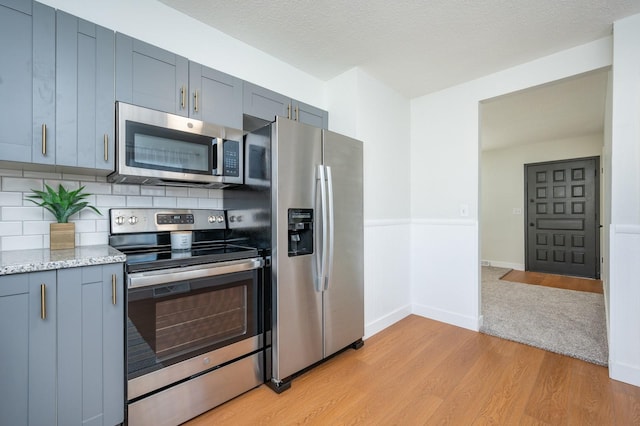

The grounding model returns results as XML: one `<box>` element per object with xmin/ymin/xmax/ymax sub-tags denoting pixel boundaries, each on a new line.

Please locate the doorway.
<box><xmin>524</xmin><ymin>156</ymin><xmax>600</xmax><ymax>279</ymax></box>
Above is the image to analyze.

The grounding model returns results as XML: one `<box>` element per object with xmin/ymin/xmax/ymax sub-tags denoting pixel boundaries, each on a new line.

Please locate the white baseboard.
<box><xmin>609</xmin><ymin>360</ymin><xmax>640</xmax><ymax>388</ymax></box>
<box><xmin>364</xmin><ymin>305</ymin><xmax>412</xmax><ymax>340</ymax></box>
<box><xmin>411</xmin><ymin>303</ymin><xmax>479</xmax><ymax>331</ymax></box>
<box><xmin>481</xmin><ymin>260</ymin><xmax>524</xmax><ymax>270</ymax></box>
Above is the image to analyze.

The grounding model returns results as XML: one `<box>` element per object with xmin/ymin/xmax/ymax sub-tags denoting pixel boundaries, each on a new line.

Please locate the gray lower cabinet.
<box><xmin>56</xmin><ymin>11</ymin><xmax>115</xmax><ymax>172</ymax></box>
<box><xmin>243</xmin><ymin>81</ymin><xmax>328</xmax><ymax>129</ymax></box>
<box><xmin>0</xmin><ymin>264</ymin><xmax>124</xmax><ymax>426</ymax></box>
<box><xmin>0</xmin><ymin>0</ymin><xmax>55</xmax><ymax>166</ymax></box>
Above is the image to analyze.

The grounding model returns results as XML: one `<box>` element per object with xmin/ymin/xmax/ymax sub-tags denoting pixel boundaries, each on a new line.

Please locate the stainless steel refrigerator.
<box><xmin>269</xmin><ymin>117</ymin><xmax>364</xmax><ymax>392</ymax></box>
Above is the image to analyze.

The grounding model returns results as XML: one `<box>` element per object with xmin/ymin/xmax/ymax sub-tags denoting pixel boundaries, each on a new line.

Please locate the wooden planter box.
<box><xmin>50</xmin><ymin>223</ymin><xmax>75</xmax><ymax>250</ymax></box>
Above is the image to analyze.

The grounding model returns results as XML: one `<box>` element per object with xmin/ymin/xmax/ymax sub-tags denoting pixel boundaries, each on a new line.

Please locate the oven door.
<box><xmin>126</xmin><ymin>257</ymin><xmax>264</xmax><ymax>400</ymax></box>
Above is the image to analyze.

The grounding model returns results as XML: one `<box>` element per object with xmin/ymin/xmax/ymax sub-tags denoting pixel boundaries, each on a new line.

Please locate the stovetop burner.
<box><xmin>123</xmin><ymin>243</ymin><xmax>259</xmax><ymax>273</ymax></box>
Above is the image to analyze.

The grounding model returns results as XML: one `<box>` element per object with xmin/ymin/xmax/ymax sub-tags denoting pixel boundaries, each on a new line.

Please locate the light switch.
<box><xmin>460</xmin><ymin>204</ymin><xmax>469</xmax><ymax>217</ymax></box>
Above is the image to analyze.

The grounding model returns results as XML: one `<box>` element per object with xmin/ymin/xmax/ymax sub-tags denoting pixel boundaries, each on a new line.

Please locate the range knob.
<box><xmin>208</xmin><ymin>215</ymin><xmax>215</xmax><ymax>223</ymax></box>
<box><xmin>115</xmin><ymin>216</ymin><xmax>125</xmax><ymax>225</ymax></box>
<box><xmin>229</xmin><ymin>215</ymin><xmax>236</xmax><ymax>223</ymax></box>
<box><xmin>236</xmin><ymin>215</ymin><xmax>243</xmax><ymax>223</ymax></box>
<box><xmin>217</xmin><ymin>215</ymin><xmax>225</xmax><ymax>223</ymax></box>
<box><xmin>128</xmin><ymin>216</ymin><xmax>138</xmax><ymax>225</ymax></box>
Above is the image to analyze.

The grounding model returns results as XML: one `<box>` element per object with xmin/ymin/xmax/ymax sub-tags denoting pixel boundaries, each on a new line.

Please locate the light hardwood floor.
<box><xmin>186</xmin><ymin>315</ymin><xmax>640</xmax><ymax>425</ymax></box>
<box><xmin>500</xmin><ymin>269</ymin><xmax>604</xmax><ymax>294</ymax></box>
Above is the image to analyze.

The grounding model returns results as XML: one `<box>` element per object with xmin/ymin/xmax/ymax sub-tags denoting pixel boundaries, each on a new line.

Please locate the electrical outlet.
<box><xmin>512</xmin><ymin>207</ymin><xmax>522</xmax><ymax>215</ymax></box>
<box><xmin>481</xmin><ymin>260</ymin><xmax>490</xmax><ymax>266</ymax></box>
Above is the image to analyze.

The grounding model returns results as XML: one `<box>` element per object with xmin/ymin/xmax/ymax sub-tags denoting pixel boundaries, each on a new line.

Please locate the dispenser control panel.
<box><xmin>288</xmin><ymin>208</ymin><xmax>313</xmax><ymax>257</ymax></box>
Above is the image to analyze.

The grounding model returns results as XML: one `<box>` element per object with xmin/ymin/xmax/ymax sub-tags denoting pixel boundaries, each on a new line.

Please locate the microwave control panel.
<box><xmin>223</xmin><ymin>140</ymin><xmax>240</xmax><ymax>177</ymax></box>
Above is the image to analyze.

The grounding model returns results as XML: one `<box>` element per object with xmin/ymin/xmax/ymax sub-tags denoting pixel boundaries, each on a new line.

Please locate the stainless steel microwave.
<box><xmin>108</xmin><ymin>102</ymin><xmax>244</xmax><ymax>188</ymax></box>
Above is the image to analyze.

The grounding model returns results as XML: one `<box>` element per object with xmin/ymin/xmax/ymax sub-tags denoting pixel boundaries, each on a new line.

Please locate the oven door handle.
<box><xmin>127</xmin><ymin>257</ymin><xmax>264</xmax><ymax>289</ymax></box>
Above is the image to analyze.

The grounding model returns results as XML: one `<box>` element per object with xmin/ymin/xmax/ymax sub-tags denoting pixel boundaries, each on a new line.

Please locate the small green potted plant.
<box><xmin>26</xmin><ymin>184</ymin><xmax>101</xmax><ymax>250</ymax></box>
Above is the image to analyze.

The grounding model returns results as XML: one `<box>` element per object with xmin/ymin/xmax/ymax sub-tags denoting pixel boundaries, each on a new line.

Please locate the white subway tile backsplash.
<box><xmin>0</xmin><ymin>191</ymin><xmax>24</xmax><ymax>206</ymax></box>
<box><xmin>2</xmin><ymin>177</ymin><xmax>44</xmax><ymax>193</ymax></box>
<box><xmin>81</xmin><ymin>181</ymin><xmax>112</xmax><ymax>195</ymax></box>
<box><xmin>0</xmin><ymin>221</ymin><xmax>23</xmax><ymax>236</ymax></box>
<box><xmin>74</xmin><ymin>220</ymin><xmax>96</xmax><ymax>233</ymax></box>
<box><xmin>96</xmin><ymin>219</ymin><xmax>109</xmax><ymax>233</ymax></box>
<box><xmin>0</xmin><ymin>168</ymin><xmax>24</xmax><ymax>177</ymax></box>
<box><xmin>153</xmin><ymin>197</ymin><xmax>177</xmax><ymax>208</ymax></box>
<box><xmin>3</xmin><ymin>206</ymin><xmax>44</xmax><ymax>221</ymax></box>
<box><xmin>179</xmin><ymin>198</ymin><xmax>200</xmax><ymax>209</ymax></box>
<box><xmin>0</xmin><ymin>173</ymin><xmax>222</xmax><ymax>250</ymax></box>
<box><xmin>3</xmin><ymin>235</ymin><xmax>44</xmax><ymax>251</ymax></box>
<box><xmin>126</xmin><ymin>196</ymin><xmax>154</xmax><ymax>207</ymax></box>
<box><xmin>198</xmin><ymin>198</ymin><xmax>221</xmax><ymax>209</ymax></box>
<box><xmin>96</xmin><ymin>194</ymin><xmax>127</xmax><ymax>207</ymax></box>
<box><xmin>23</xmin><ymin>170</ymin><xmax>62</xmax><ymax>179</ymax></box>
<box><xmin>165</xmin><ymin>187</ymin><xmax>189</xmax><ymax>197</ymax></box>
<box><xmin>23</xmin><ymin>221</ymin><xmax>50</xmax><ymax>235</ymax></box>
<box><xmin>141</xmin><ymin>186</ymin><xmax>165</xmax><ymax>196</ymax></box>
<box><xmin>188</xmin><ymin>188</ymin><xmax>209</xmax><ymax>198</ymax></box>
<box><xmin>79</xmin><ymin>232</ymin><xmax>109</xmax><ymax>246</ymax></box>
<box><xmin>112</xmin><ymin>184</ymin><xmax>140</xmax><ymax>196</ymax></box>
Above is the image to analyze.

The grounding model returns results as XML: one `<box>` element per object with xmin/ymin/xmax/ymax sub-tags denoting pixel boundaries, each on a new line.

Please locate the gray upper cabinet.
<box><xmin>0</xmin><ymin>2</ymin><xmax>115</xmax><ymax>173</ymax></box>
<box><xmin>56</xmin><ymin>11</ymin><xmax>115</xmax><ymax>172</ymax></box>
<box><xmin>243</xmin><ymin>81</ymin><xmax>328</xmax><ymax>129</ymax></box>
<box><xmin>189</xmin><ymin>61</ymin><xmax>243</xmax><ymax>129</ymax></box>
<box><xmin>0</xmin><ymin>0</ymin><xmax>55</xmax><ymax>165</ymax></box>
<box><xmin>116</xmin><ymin>33</ymin><xmax>189</xmax><ymax>116</ymax></box>
<box><xmin>116</xmin><ymin>33</ymin><xmax>242</xmax><ymax>128</ymax></box>
<box><xmin>0</xmin><ymin>270</ymin><xmax>57</xmax><ymax>426</ymax></box>
<box><xmin>0</xmin><ymin>264</ymin><xmax>124</xmax><ymax>426</ymax></box>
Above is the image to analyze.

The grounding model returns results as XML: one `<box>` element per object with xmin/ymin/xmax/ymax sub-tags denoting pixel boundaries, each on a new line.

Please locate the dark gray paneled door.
<box><xmin>525</xmin><ymin>157</ymin><xmax>599</xmax><ymax>278</ymax></box>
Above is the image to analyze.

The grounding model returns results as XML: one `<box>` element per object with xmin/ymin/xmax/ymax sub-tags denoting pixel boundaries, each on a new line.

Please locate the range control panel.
<box><xmin>110</xmin><ymin>209</ymin><xmax>227</xmax><ymax>234</ymax></box>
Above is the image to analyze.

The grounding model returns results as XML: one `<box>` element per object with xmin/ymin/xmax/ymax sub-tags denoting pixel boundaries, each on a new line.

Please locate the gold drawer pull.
<box><xmin>40</xmin><ymin>284</ymin><xmax>46</xmax><ymax>319</ymax></box>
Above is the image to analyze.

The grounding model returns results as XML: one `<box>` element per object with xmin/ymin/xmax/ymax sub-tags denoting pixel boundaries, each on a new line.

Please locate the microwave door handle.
<box><xmin>214</xmin><ymin>137</ymin><xmax>224</xmax><ymax>176</ymax></box>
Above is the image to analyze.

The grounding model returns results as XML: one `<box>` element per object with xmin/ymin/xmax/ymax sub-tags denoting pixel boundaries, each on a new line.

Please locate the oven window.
<box><xmin>127</xmin><ymin>269</ymin><xmax>261</xmax><ymax>380</ymax></box>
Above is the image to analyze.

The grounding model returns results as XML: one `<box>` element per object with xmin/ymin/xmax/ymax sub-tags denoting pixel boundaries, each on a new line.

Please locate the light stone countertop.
<box><xmin>0</xmin><ymin>245</ymin><xmax>126</xmax><ymax>276</ymax></box>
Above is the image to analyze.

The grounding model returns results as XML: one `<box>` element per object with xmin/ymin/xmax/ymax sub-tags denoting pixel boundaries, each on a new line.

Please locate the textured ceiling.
<box><xmin>158</xmin><ymin>0</ymin><xmax>640</xmax><ymax>98</ymax></box>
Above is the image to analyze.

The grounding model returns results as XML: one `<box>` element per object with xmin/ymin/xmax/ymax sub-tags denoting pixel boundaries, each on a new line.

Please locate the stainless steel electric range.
<box><xmin>109</xmin><ymin>208</ymin><xmax>265</xmax><ymax>426</ymax></box>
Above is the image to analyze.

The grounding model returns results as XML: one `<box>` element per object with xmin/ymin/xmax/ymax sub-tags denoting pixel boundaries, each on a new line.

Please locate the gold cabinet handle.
<box><xmin>180</xmin><ymin>86</ymin><xmax>186</xmax><ymax>109</ymax></box>
<box><xmin>103</xmin><ymin>134</ymin><xmax>108</xmax><ymax>161</ymax></box>
<box><xmin>41</xmin><ymin>124</ymin><xmax>47</xmax><ymax>155</ymax></box>
<box><xmin>194</xmin><ymin>90</ymin><xmax>199</xmax><ymax>113</ymax></box>
<box><xmin>287</xmin><ymin>104</ymin><xmax>291</xmax><ymax>120</ymax></box>
<box><xmin>111</xmin><ymin>274</ymin><xmax>117</xmax><ymax>305</ymax></box>
<box><xmin>40</xmin><ymin>284</ymin><xmax>46</xmax><ymax>319</ymax></box>
<box><xmin>295</xmin><ymin>105</ymin><xmax>299</xmax><ymax>121</ymax></box>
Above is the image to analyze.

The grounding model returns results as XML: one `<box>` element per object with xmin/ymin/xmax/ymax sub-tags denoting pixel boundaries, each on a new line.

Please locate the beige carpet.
<box><xmin>480</xmin><ymin>266</ymin><xmax>608</xmax><ymax>366</ymax></box>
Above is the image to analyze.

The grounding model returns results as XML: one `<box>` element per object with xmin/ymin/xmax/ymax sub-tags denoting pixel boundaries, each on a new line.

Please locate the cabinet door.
<box><xmin>189</xmin><ymin>61</ymin><xmax>243</xmax><ymax>129</ymax></box>
<box><xmin>0</xmin><ymin>271</ymin><xmax>57</xmax><ymax>426</ymax></box>
<box><xmin>243</xmin><ymin>81</ymin><xmax>290</xmax><ymax>122</ymax></box>
<box><xmin>116</xmin><ymin>33</ymin><xmax>189</xmax><ymax>116</ymax></box>
<box><xmin>56</xmin><ymin>11</ymin><xmax>115</xmax><ymax>172</ymax></box>
<box><xmin>57</xmin><ymin>264</ymin><xmax>124</xmax><ymax>426</ymax></box>
<box><xmin>292</xmin><ymin>100</ymin><xmax>328</xmax><ymax>129</ymax></box>
<box><xmin>0</xmin><ymin>1</ymin><xmax>55</xmax><ymax>165</ymax></box>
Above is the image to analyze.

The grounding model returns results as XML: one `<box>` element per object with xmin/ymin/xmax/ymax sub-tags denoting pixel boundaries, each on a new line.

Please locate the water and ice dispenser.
<box><xmin>288</xmin><ymin>208</ymin><xmax>313</xmax><ymax>256</ymax></box>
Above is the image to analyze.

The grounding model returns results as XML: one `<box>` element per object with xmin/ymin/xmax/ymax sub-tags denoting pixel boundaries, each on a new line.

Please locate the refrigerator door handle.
<box><xmin>324</xmin><ymin>166</ymin><xmax>334</xmax><ymax>290</ymax></box>
<box><xmin>316</xmin><ymin>164</ymin><xmax>329</xmax><ymax>292</ymax></box>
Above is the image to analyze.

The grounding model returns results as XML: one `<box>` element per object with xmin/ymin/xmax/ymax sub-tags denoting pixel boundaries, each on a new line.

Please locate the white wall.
<box><xmin>38</xmin><ymin>0</ymin><xmax>325</xmax><ymax>107</ymax></box>
<box><xmin>609</xmin><ymin>14</ymin><xmax>640</xmax><ymax>387</ymax></box>
<box><xmin>481</xmin><ymin>134</ymin><xmax>604</xmax><ymax>269</ymax></box>
<box><xmin>409</xmin><ymin>38</ymin><xmax>612</xmax><ymax>332</ymax></box>
<box><xmin>327</xmin><ymin>68</ymin><xmax>412</xmax><ymax>338</ymax></box>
